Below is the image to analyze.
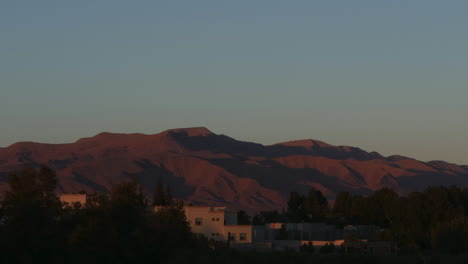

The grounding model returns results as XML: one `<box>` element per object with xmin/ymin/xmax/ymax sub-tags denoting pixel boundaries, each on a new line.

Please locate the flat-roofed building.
<box><xmin>155</xmin><ymin>205</ymin><xmax>253</xmax><ymax>244</ymax></box>
<box><xmin>184</xmin><ymin>206</ymin><xmax>227</xmax><ymax>241</ymax></box>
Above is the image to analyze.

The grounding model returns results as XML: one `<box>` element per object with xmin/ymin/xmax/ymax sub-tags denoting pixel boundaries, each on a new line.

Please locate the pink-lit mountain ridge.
<box><xmin>1</xmin><ymin>127</ymin><xmax>467</xmax><ymax>211</ymax></box>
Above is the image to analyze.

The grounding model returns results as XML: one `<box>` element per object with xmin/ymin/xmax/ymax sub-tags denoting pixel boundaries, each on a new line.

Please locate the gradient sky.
<box><xmin>1</xmin><ymin>1</ymin><xmax>467</xmax><ymax>164</ymax></box>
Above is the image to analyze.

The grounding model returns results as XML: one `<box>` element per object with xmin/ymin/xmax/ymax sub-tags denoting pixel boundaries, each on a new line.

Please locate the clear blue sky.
<box><xmin>1</xmin><ymin>1</ymin><xmax>467</xmax><ymax>164</ymax></box>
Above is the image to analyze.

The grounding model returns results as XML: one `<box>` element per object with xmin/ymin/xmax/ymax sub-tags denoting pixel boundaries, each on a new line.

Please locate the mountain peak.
<box><xmin>6</xmin><ymin>141</ymin><xmax>41</xmax><ymax>149</ymax></box>
<box><xmin>1</xmin><ymin>127</ymin><xmax>467</xmax><ymax>211</ymax></box>
<box><xmin>163</xmin><ymin>127</ymin><xmax>214</xmax><ymax>137</ymax></box>
<box><xmin>73</xmin><ymin>128</ymin><xmax>214</xmax><ymax>144</ymax></box>
<box><xmin>275</xmin><ymin>139</ymin><xmax>332</xmax><ymax>148</ymax></box>
<box><xmin>75</xmin><ymin>132</ymin><xmax>146</xmax><ymax>144</ymax></box>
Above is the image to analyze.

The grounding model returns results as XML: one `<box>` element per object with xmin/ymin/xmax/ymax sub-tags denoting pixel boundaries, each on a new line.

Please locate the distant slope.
<box><xmin>1</xmin><ymin>127</ymin><xmax>467</xmax><ymax>211</ymax></box>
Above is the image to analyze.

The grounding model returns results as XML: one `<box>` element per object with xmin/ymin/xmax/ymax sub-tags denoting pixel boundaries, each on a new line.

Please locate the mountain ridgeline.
<box><xmin>0</xmin><ymin>127</ymin><xmax>467</xmax><ymax>211</ymax></box>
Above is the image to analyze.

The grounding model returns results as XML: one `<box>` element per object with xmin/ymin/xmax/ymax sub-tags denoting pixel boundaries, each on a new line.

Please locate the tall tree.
<box><xmin>153</xmin><ymin>176</ymin><xmax>166</xmax><ymax>206</ymax></box>
<box><xmin>368</xmin><ymin>188</ymin><xmax>399</xmax><ymax>227</ymax></box>
<box><xmin>153</xmin><ymin>202</ymin><xmax>197</xmax><ymax>249</ymax></box>
<box><xmin>68</xmin><ymin>178</ymin><xmax>157</xmax><ymax>262</ymax></box>
<box><xmin>304</xmin><ymin>188</ymin><xmax>329</xmax><ymax>221</ymax></box>
<box><xmin>237</xmin><ymin>210</ymin><xmax>251</xmax><ymax>225</ymax></box>
<box><xmin>0</xmin><ymin>165</ymin><xmax>62</xmax><ymax>262</ymax></box>
<box><xmin>165</xmin><ymin>184</ymin><xmax>173</xmax><ymax>206</ymax></box>
<box><xmin>287</xmin><ymin>192</ymin><xmax>305</xmax><ymax>222</ymax></box>
<box><xmin>333</xmin><ymin>191</ymin><xmax>353</xmax><ymax>223</ymax></box>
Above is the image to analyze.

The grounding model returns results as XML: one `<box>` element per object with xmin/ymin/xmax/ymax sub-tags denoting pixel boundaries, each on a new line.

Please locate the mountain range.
<box><xmin>1</xmin><ymin>127</ymin><xmax>467</xmax><ymax>211</ymax></box>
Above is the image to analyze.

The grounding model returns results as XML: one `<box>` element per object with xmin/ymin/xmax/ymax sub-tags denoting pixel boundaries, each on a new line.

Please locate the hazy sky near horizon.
<box><xmin>1</xmin><ymin>1</ymin><xmax>468</xmax><ymax>164</ymax></box>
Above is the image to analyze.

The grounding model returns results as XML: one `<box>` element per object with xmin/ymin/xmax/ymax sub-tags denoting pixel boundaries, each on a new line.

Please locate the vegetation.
<box><xmin>318</xmin><ymin>243</ymin><xmax>336</xmax><ymax>254</ymax></box>
<box><xmin>0</xmin><ymin>166</ymin><xmax>206</xmax><ymax>263</ymax></box>
<box><xmin>237</xmin><ymin>209</ymin><xmax>251</xmax><ymax>225</ymax></box>
<box><xmin>2</xmin><ymin>165</ymin><xmax>468</xmax><ymax>263</ymax></box>
<box><xmin>153</xmin><ymin>176</ymin><xmax>173</xmax><ymax>206</ymax></box>
<box><xmin>253</xmin><ymin>186</ymin><xmax>468</xmax><ymax>255</ymax></box>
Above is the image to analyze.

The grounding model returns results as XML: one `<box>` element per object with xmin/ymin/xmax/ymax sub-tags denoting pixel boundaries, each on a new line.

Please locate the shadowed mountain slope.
<box><xmin>1</xmin><ymin>127</ymin><xmax>467</xmax><ymax>211</ymax></box>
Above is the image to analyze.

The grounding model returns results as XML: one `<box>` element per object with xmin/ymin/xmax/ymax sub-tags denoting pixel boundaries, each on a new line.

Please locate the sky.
<box><xmin>1</xmin><ymin>1</ymin><xmax>467</xmax><ymax>164</ymax></box>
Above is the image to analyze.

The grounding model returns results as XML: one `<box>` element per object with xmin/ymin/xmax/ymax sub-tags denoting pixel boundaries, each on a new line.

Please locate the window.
<box><xmin>216</xmin><ymin>218</ymin><xmax>220</xmax><ymax>221</ymax></box>
<box><xmin>240</xmin><ymin>233</ymin><xmax>247</xmax><ymax>241</ymax></box>
<box><xmin>212</xmin><ymin>218</ymin><xmax>215</xmax><ymax>221</ymax></box>
<box><xmin>195</xmin><ymin>218</ymin><xmax>202</xmax><ymax>226</ymax></box>
<box><xmin>228</xmin><ymin>232</ymin><xmax>236</xmax><ymax>241</ymax></box>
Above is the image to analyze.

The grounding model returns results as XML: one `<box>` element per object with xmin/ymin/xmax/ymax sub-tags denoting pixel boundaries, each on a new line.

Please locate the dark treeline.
<box><xmin>253</xmin><ymin>186</ymin><xmax>468</xmax><ymax>255</ymax></box>
<box><xmin>2</xmin><ymin>165</ymin><xmax>468</xmax><ymax>263</ymax></box>
<box><xmin>0</xmin><ymin>166</ymin><xmax>210</xmax><ymax>264</ymax></box>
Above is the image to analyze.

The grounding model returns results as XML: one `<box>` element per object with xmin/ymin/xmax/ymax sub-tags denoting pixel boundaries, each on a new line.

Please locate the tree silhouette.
<box><xmin>153</xmin><ymin>176</ymin><xmax>166</xmax><ymax>206</ymax></box>
<box><xmin>0</xmin><ymin>165</ymin><xmax>62</xmax><ymax>262</ymax></box>
<box><xmin>237</xmin><ymin>210</ymin><xmax>251</xmax><ymax>225</ymax></box>
<box><xmin>304</xmin><ymin>188</ymin><xmax>329</xmax><ymax>221</ymax></box>
<box><xmin>165</xmin><ymin>184</ymin><xmax>173</xmax><ymax>206</ymax></box>
<box><xmin>287</xmin><ymin>191</ymin><xmax>305</xmax><ymax>222</ymax></box>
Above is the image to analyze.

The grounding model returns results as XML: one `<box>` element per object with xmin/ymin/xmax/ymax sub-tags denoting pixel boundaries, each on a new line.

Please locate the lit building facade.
<box><xmin>155</xmin><ymin>206</ymin><xmax>253</xmax><ymax>244</ymax></box>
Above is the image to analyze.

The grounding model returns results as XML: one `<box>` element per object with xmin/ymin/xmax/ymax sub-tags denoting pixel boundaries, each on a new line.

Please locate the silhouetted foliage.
<box><xmin>285</xmin><ymin>188</ymin><xmax>329</xmax><ymax>222</ymax></box>
<box><xmin>431</xmin><ymin>216</ymin><xmax>468</xmax><ymax>254</ymax></box>
<box><xmin>153</xmin><ymin>176</ymin><xmax>166</xmax><ymax>206</ymax></box>
<box><xmin>333</xmin><ymin>191</ymin><xmax>353</xmax><ymax>222</ymax></box>
<box><xmin>165</xmin><ymin>184</ymin><xmax>173</xmax><ymax>206</ymax></box>
<box><xmin>304</xmin><ymin>188</ymin><xmax>329</xmax><ymax>221</ymax></box>
<box><xmin>328</xmin><ymin>185</ymin><xmax>468</xmax><ymax>254</ymax></box>
<box><xmin>237</xmin><ymin>210</ymin><xmax>251</xmax><ymax>225</ymax></box>
<box><xmin>0</xmin><ymin>166</ymin><xmax>206</xmax><ymax>264</ymax></box>
<box><xmin>287</xmin><ymin>191</ymin><xmax>306</xmax><ymax>222</ymax></box>
<box><xmin>153</xmin><ymin>176</ymin><xmax>174</xmax><ymax>207</ymax></box>
<box><xmin>300</xmin><ymin>241</ymin><xmax>315</xmax><ymax>253</ymax></box>
<box><xmin>3</xmin><ymin>166</ymin><xmax>468</xmax><ymax>263</ymax></box>
<box><xmin>267</xmin><ymin>185</ymin><xmax>468</xmax><ymax>255</ymax></box>
<box><xmin>0</xmin><ymin>165</ymin><xmax>62</xmax><ymax>263</ymax></box>
<box><xmin>252</xmin><ymin>210</ymin><xmax>284</xmax><ymax>224</ymax></box>
<box><xmin>319</xmin><ymin>243</ymin><xmax>336</xmax><ymax>254</ymax></box>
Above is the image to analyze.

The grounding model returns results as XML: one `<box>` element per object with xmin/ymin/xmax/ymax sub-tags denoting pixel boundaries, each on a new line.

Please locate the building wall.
<box><xmin>224</xmin><ymin>225</ymin><xmax>253</xmax><ymax>244</ymax></box>
<box><xmin>184</xmin><ymin>206</ymin><xmax>226</xmax><ymax>241</ymax></box>
<box><xmin>264</xmin><ymin>223</ymin><xmax>285</xmax><ymax>240</ymax></box>
<box><xmin>156</xmin><ymin>206</ymin><xmax>252</xmax><ymax>243</ymax></box>
<box><xmin>252</xmin><ymin>225</ymin><xmax>266</xmax><ymax>242</ymax></box>
<box><xmin>224</xmin><ymin>211</ymin><xmax>238</xmax><ymax>225</ymax></box>
<box><xmin>285</xmin><ymin>223</ymin><xmax>342</xmax><ymax>241</ymax></box>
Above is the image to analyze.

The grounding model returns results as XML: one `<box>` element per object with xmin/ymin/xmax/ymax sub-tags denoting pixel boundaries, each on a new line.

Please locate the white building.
<box><xmin>156</xmin><ymin>206</ymin><xmax>253</xmax><ymax>244</ymax></box>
